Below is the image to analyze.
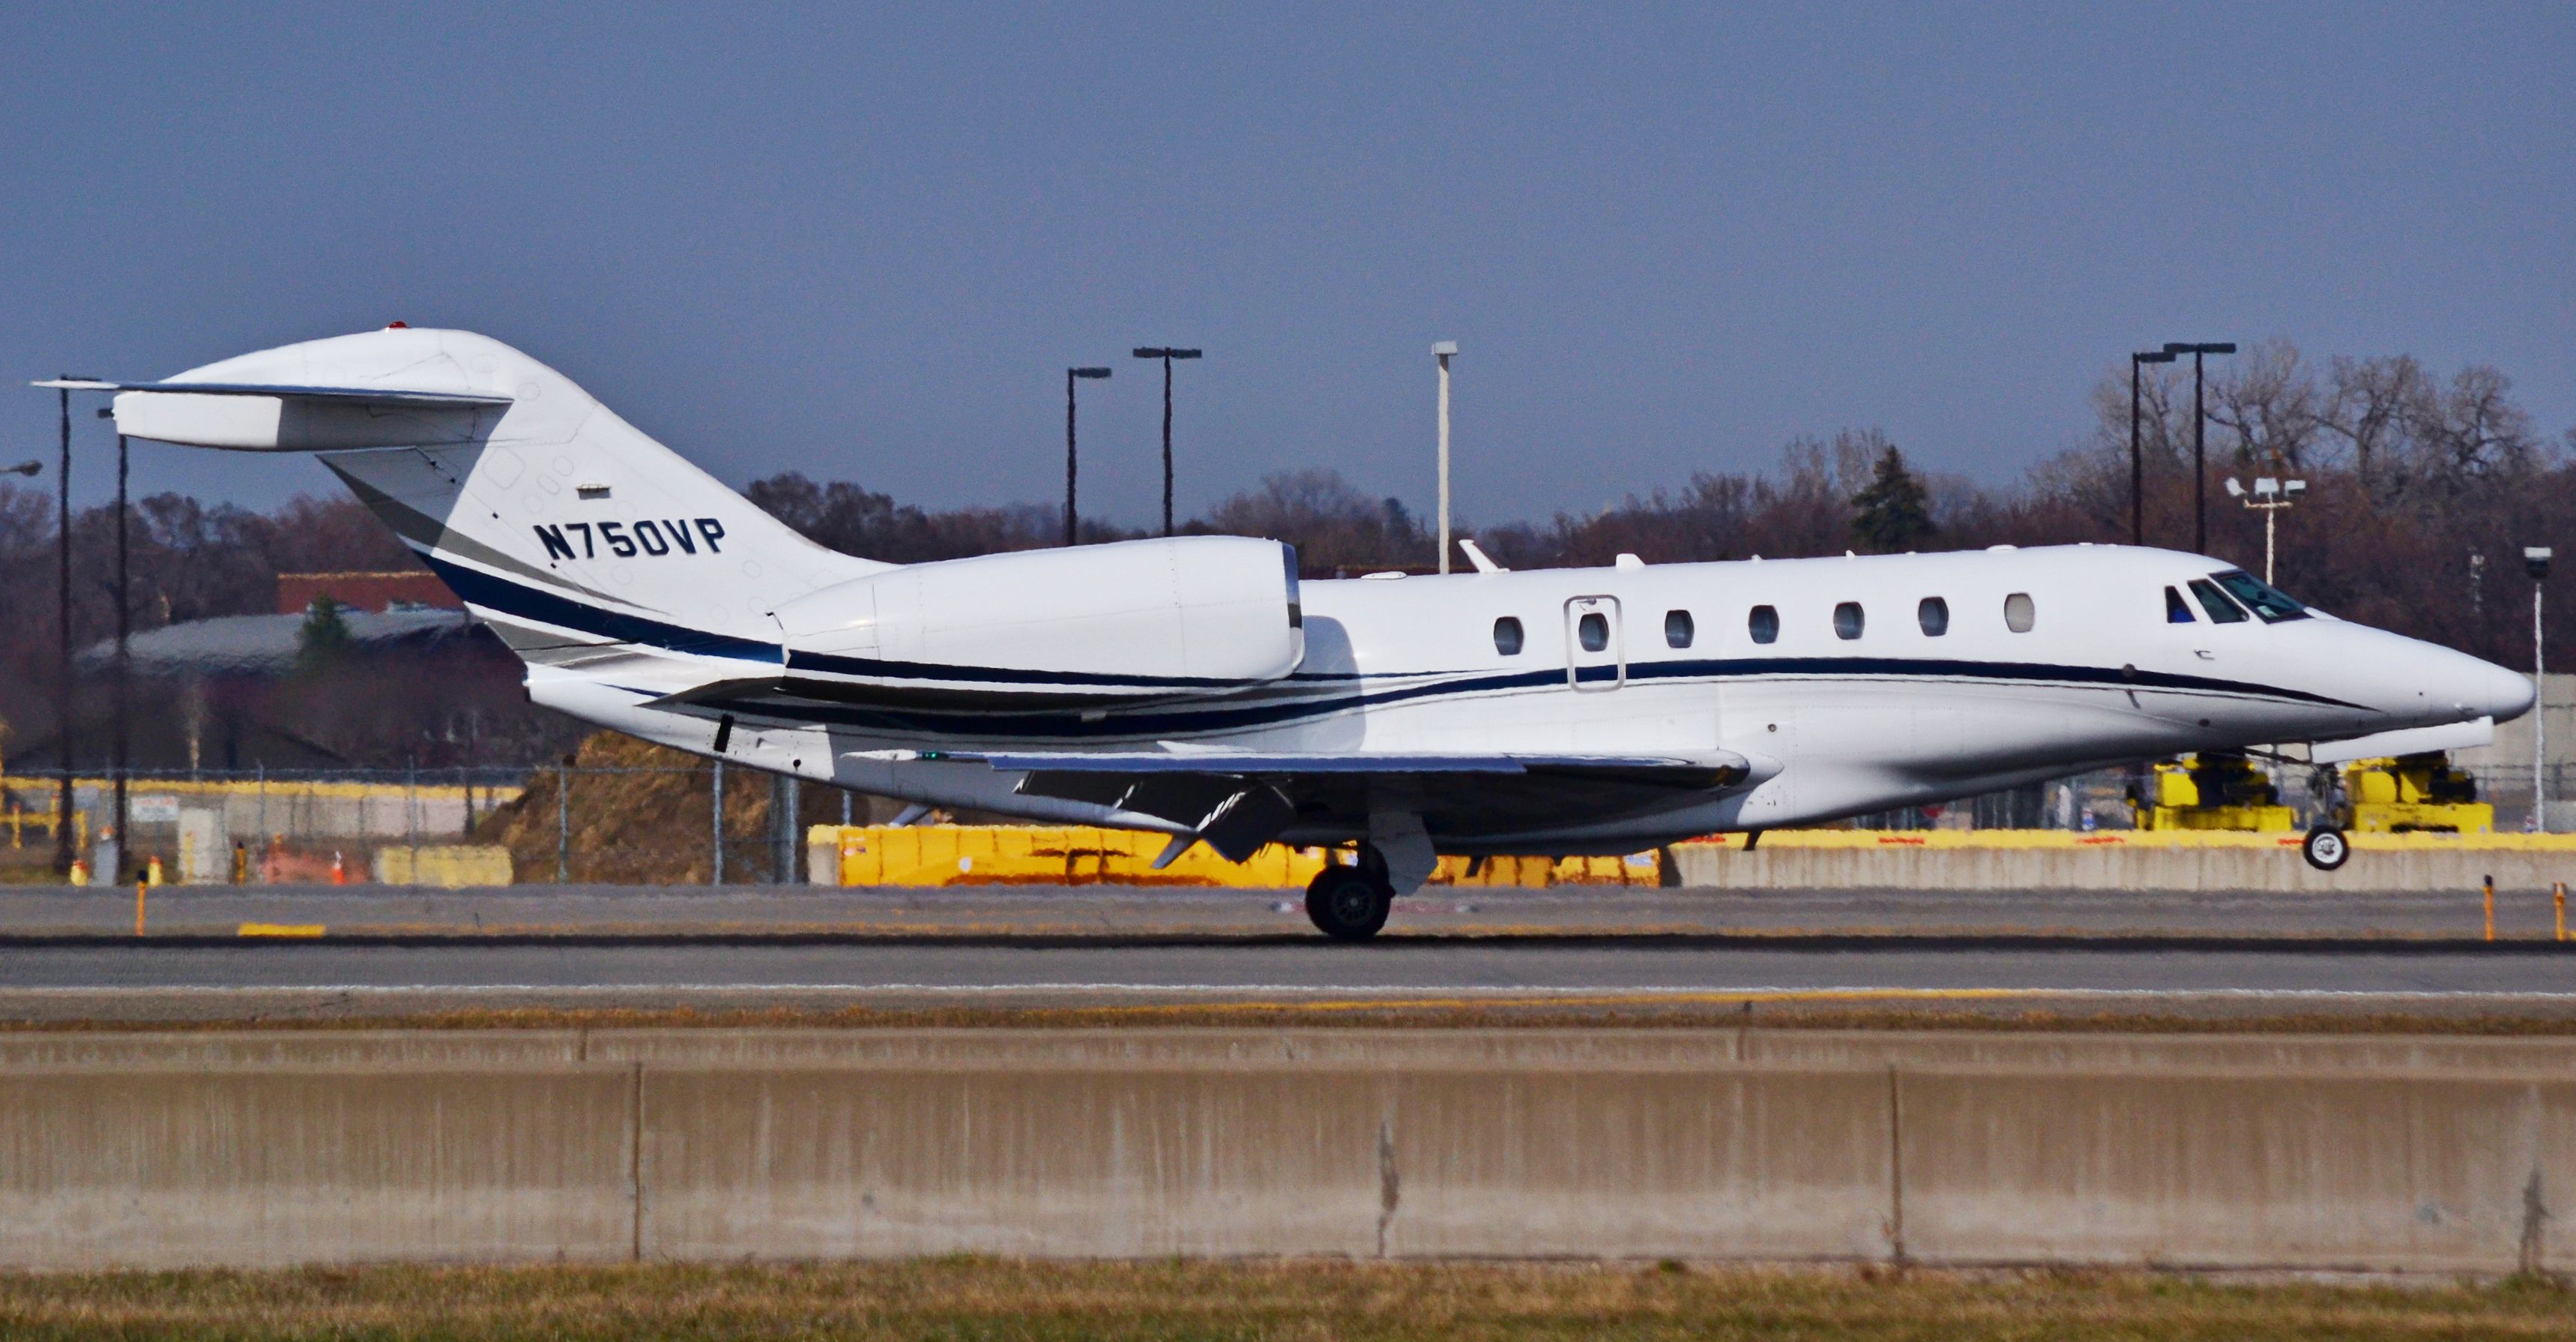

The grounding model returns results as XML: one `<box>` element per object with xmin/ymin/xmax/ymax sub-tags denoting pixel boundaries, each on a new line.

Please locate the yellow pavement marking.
<box><xmin>236</xmin><ymin>923</ymin><xmax>326</xmax><ymax>938</ymax></box>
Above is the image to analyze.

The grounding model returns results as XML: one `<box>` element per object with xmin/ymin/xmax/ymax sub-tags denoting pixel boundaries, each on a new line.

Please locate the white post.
<box><xmin>2539</xmin><ymin>580</ymin><xmax>2548</xmax><ymax>833</ymax></box>
<box><xmin>1434</xmin><ymin>341</ymin><xmax>1456</xmax><ymax>574</ymax></box>
<box><xmin>2263</xmin><ymin>509</ymin><xmax>2277</xmax><ymax>586</ymax></box>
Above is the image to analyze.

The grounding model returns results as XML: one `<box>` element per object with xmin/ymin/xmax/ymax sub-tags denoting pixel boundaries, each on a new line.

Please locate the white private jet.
<box><xmin>55</xmin><ymin>328</ymin><xmax>2537</xmax><ymax>938</ymax></box>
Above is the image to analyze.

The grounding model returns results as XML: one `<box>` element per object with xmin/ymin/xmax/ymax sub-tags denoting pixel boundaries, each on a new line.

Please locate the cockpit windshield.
<box><xmin>2209</xmin><ymin>571</ymin><xmax>2308</xmax><ymax>623</ymax></box>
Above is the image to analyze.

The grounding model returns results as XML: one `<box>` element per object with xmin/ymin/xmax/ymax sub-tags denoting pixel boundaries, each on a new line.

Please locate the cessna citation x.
<box><xmin>57</xmin><ymin>328</ymin><xmax>2537</xmax><ymax>939</ymax></box>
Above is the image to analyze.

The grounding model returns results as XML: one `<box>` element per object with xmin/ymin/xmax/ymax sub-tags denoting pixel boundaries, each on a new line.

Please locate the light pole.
<box><xmin>110</xmin><ymin>430</ymin><xmax>130</xmax><ymax>880</ymax></box>
<box><xmin>2529</xmin><ymin>547</ymin><xmax>2552</xmax><ymax>832</ymax></box>
<box><xmin>2222</xmin><ymin>476</ymin><xmax>2305</xmax><ymax>584</ymax></box>
<box><xmin>1064</xmin><ymin>367</ymin><xmax>1111</xmax><ymax>547</ymax></box>
<box><xmin>32</xmin><ymin>377</ymin><xmax>107</xmax><ymax>879</ymax></box>
<box><xmin>2163</xmin><ymin>342</ymin><xmax>2236</xmax><ymax>556</ymax></box>
<box><xmin>2129</xmin><ymin>349</ymin><xmax>2176</xmax><ymax>546</ymax></box>
<box><xmin>1131</xmin><ymin>347</ymin><xmax>1201</xmax><ymax>537</ymax></box>
<box><xmin>1434</xmin><ymin>340</ymin><xmax>1457</xmax><ymax>574</ymax></box>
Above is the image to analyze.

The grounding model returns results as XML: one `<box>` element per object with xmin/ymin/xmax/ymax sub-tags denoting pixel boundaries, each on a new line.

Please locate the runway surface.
<box><xmin>2</xmin><ymin>881</ymin><xmax>2561</xmax><ymax>939</ymax></box>
<box><xmin>7</xmin><ymin>936</ymin><xmax>2575</xmax><ymax>1009</ymax></box>
<box><xmin>9</xmin><ymin>883</ymin><xmax>2574</xmax><ymax>1019</ymax></box>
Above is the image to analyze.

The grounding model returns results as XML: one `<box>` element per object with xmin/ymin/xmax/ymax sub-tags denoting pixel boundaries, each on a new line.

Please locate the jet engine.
<box><xmin>770</xmin><ymin>536</ymin><xmax>1302</xmax><ymax>704</ymax></box>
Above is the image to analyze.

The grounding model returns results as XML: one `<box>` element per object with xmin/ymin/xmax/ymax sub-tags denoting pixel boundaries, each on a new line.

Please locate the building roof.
<box><xmin>78</xmin><ymin>608</ymin><xmax>479</xmax><ymax>678</ymax></box>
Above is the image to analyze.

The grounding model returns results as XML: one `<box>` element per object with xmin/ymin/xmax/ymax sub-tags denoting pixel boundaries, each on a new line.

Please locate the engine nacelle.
<box><xmin>771</xmin><ymin>536</ymin><xmax>1303</xmax><ymax>704</ymax></box>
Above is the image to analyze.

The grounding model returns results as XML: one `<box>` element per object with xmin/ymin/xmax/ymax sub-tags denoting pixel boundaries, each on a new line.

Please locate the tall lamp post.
<box><xmin>1131</xmin><ymin>347</ymin><xmax>1200</xmax><ymax>537</ymax></box>
<box><xmin>32</xmin><ymin>377</ymin><xmax>108</xmax><ymax>879</ymax></box>
<box><xmin>1433</xmin><ymin>341</ymin><xmax>1457</xmax><ymax>574</ymax></box>
<box><xmin>111</xmin><ymin>428</ymin><xmax>130</xmax><ymax>879</ymax></box>
<box><xmin>2129</xmin><ymin>349</ymin><xmax>2176</xmax><ymax>546</ymax></box>
<box><xmin>1063</xmin><ymin>367</ymin><xmax>1111</xmax><ymax>547</ymax></box>
<box><xmin>2163</xmin><ymin>342</ymin><xmax>2236</xmax><ymax>556</ymax></box>
<box><xmin>2529</xmin><ymin>547</ymin><xmax>2553</xmax><ymax>833</ymax></box>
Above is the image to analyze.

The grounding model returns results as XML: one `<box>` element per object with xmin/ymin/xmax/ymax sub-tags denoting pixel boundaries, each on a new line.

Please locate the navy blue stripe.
<box><xmin>426</xmin><ymin>554</ymin><xmax>778</xmax><ymax>662</ymax></box>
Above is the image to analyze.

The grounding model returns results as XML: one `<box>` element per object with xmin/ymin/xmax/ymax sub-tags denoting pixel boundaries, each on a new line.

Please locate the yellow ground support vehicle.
<box><xmin>2333</xmin><ymin>753</ymin><xmax>2494</xmax><ymax>834</ymax></box>
<box><xmin>2131</xmin><ymin>753</ymin><xmax>2299</xmax><ymax>832</ymax></box>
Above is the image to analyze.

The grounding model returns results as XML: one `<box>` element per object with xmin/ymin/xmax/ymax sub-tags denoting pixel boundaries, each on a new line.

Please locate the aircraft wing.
<box><xmin>892</xmin><ymin>747</ymin><xmax>1762</xmax><ymax>862</ymax></box>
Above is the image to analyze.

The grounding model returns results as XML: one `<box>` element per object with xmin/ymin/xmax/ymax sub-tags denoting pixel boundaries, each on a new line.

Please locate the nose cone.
<box><xmin>2481</xmin><ymin>660</ymin><xmax>2539</xmax><ymax>723</ymax></box>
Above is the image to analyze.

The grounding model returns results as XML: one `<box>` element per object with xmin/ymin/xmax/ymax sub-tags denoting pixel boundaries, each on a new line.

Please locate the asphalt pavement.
<box><xmin>7</xmin><ymin>882</ymin><xmax>2572</xmax><ymax>1020</ymax></box>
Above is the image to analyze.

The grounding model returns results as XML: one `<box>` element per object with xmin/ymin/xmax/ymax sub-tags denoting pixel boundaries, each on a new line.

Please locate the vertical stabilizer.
<box><xmin>111</xmin><ymin>328</ymin><xmax>887</xmax><ymax>682</ymax></box>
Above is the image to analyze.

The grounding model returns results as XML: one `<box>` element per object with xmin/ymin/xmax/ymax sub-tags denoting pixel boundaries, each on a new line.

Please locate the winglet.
<box><xmin>1457</xmin><ymin>538</ymin><xmax>1506</xmax><ymax>573</ymax></box>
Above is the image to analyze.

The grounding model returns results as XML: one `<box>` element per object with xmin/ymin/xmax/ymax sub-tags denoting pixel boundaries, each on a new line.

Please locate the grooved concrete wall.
<box><xmin>4</xmin><ymin>1029</ymin><xmax>2572</xmax><ymax>1272</ymax></box>
<box><xmin>1673</xmin><ymin>843</ymin><xmax>2576</xmax><ymax>892</ymax></box>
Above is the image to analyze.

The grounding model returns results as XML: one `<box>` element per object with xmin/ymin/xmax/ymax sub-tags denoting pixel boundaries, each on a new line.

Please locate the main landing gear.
<box><xmin>1305</xmin><ymin>855</ymin><xmax>1394</xmax><ymax>941</ymax></box>
<box><xmin>2302</xmin><ymin>825</ymin><xmax>2351</xmax><ymax>871</ymax></box>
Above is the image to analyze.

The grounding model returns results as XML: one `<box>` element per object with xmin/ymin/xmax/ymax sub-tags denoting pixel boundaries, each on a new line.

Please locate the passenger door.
<box><xmin>1563</xmin><ymin>595</ymin><xmax>1624</xmax><ymax>691</ymax></box>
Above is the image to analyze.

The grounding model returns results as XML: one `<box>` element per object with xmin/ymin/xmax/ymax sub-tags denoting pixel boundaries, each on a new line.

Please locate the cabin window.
<box><xmin>1833</xmin><ymin>601</ymin><xmax>1864</xmax><ymax>640</ymax></box>
<box><xmin>2188</xmin><ymin>579</ymin><xmax>2248</xmax><ymax>624</ymax></box>
<box><xmin>1493</xmin><ymin>616</ymin><xmax>1524</xmax><ymax>655</ymax></box>
<box><xmin>1748</xmin><ymin>605</ymin><xmax>1779</xmax><ymax>644</ymax></box>
<box><xmin>1917</xmin><ymin>597</ymin><xmax>1949</xmax><ymax>637</ymax></box>
<box><xmin>2211</xmin><ymin>570</ymin><xmax>2310</xmax><ymax>623</ymax></box>
<box><xmin>1577</xmin><ymin>612</ymin><xmax>1610</xmax><ymax>652</ymax></box>
<box><xmin>1664</xmin><ymin>609</ymin><xmax>1694</xmax><ymax>649</ymax></box>
<box><xmin>2003</xmin><ymin>592</ymin><xmax>2036</xmax><ymax>633</ymax></box>
<box><xmin>2165</xmin><ymin>586</ymin><xmax>2195</xmax><ymax>623</ymax></box>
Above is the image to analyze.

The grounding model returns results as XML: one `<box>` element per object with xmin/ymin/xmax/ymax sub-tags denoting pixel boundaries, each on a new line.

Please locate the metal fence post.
<box><xmin>556</xmin><ymin>762</ymin><xmax>570</xmax><ymax>882</ymax></box>
<box><xmin>776</xmin><ymin>773</ymin><xmax>799</xmax><ymax>884</ymax></box>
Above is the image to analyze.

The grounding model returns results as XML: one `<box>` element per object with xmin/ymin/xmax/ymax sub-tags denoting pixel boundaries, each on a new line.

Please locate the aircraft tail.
<box><xmin>105</xmin><ymin>327</ymin><xmax>884</xmax><ymax>682</ymax></box>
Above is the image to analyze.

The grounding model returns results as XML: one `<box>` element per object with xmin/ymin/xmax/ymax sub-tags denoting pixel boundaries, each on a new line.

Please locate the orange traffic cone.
<box><xmin>331</xmin><ymin>852</ymin><xmax>346</xmax><ymax>885</ymax></box>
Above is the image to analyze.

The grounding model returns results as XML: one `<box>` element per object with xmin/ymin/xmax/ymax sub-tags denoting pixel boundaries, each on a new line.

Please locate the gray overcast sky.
<box><xmin>4</xmin><ymin>4</ymin><xmax>2569</xmax><ymax>527</ymax></box>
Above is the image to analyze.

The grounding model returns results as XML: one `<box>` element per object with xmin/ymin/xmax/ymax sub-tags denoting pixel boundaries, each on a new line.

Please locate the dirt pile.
<box><xmin>477</xmin><ymin>732</ymin><xmax>892</xmax><ymax>884</ymax></box>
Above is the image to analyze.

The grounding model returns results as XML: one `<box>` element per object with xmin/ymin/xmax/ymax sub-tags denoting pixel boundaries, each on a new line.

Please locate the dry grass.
<box><xmin>2</xmin><ymin>1259</ymin><xmax>2573</xmax><ymax>1341</ymax></box>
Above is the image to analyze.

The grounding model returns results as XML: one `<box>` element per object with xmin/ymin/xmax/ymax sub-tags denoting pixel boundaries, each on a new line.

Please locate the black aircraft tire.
<box><xmin>2302</xmin><ymin>825</ymin><xmax>2351</xmax><ymax>871</ymax></box>
<box><xmin>1306</xmin><ymin>865</ymin><xmax>1393</xmax><ymax>942</ymax></box>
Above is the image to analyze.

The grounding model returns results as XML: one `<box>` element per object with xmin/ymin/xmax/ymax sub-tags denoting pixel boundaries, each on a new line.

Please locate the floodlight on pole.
<box><xmin>1132</xmin><ymin>347</ymin><xmax>1201</xmax><ymax>537</ymax></box>
<box><xmin>2163</xmin><ymin>342</ymin><xmax>2236</xmax><ymax>556</ymax></box>
<box><xmin>2129</xmin><ymin>349</ymin><xmax>2176</xmax><ymax>547</ymax></box>
<box><xmin>2227</xmin><ymin>475</ymin><xmax>2306</xmax><ymax>584</ymax></box>
<box><xmin>3</xmin><ymin>460</ymin><xmax>37</xmax><ymax>478</ymax></box>
<box><xmin>1433</xmin><ymin>341</ymin><xmax>1457</xmax><ymax>574</ymax></box>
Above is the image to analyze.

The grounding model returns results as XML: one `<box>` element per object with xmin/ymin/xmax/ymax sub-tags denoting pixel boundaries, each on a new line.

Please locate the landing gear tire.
<box><xmin>1306</xmin><ymin>864</ymin><xmax>1393</xmax><ymax>942</ymax></box>
<box><xmin>2302</xmin><ymin>825</ymin><xmax>2350</xmax><ymax>871</ymax></box>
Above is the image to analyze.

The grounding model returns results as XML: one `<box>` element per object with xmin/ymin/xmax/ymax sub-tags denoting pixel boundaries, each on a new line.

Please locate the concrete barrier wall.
<box><xmin>4</xmin><ymin>1029</ymin><xmax>2574</xmax><ymax>1272</ymax></box>
<box><xmin>1673</xmin><ymin>843</ymin><xmax>2576</xmax><ymax>892</ymax></box>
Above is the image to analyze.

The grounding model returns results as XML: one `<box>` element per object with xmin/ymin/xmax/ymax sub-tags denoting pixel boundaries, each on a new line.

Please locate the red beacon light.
<box><xmin>385</xmin><ymin>321</ymin><xmax>408</xmax><ymax>329</ymax></box>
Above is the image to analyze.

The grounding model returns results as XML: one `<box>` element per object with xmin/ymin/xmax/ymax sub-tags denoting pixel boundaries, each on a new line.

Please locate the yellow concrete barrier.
<box><xmin>807</xmin><ymin>825</ymin><xmax>1669</xmax><ymax>888</ymax></box>
<box><xmin>372</xmin><ymin>844</ymin><xmax>514</xmax><ymax>888</ymax></box>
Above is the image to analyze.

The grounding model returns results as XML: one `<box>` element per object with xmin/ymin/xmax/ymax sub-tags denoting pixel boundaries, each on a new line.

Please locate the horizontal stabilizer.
<box><xmin>36</xmin><ymin>379</ymin><xmax>513</xmax><ymax>406</ymax></box>
<box><xmin>34</xmin><ymin>379</ymin><xmax>514</xmax><ymax>452</ymax></box>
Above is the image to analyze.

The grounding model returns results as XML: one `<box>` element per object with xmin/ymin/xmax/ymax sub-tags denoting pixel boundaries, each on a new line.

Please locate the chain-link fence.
<box><xmin>11</xmin><ymin>753</ymin><xmax>2575</xmax><ymax>887</ymax></box>
<box><xmin>0</xmin><ymin>764</ymin><xmax>907</xmax><ymax>887</ymax></box>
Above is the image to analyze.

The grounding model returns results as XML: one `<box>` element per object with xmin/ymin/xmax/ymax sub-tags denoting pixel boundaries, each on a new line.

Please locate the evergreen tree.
<box><xmin>1850</xmin><ymin>445</ymin><xmax>1934</xmax><ymax>553</ymax></box>
<box><xmin>295</xmin><ymin>594</ymin><xmax>352</xmax><ymax>672</ymax></box>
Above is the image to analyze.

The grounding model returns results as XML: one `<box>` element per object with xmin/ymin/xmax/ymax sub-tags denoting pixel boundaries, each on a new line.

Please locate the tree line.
<box><xmin>1</xmin><ymin>339</ymin><xmax>2566</xmax><ymax>770</ymax></box>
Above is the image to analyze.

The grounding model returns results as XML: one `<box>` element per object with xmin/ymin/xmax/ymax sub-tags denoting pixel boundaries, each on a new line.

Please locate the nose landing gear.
<box><xmin>2302</xmin><ymin>825</ymin><xmax>2350</xmax><ymax>871</ymax></box>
